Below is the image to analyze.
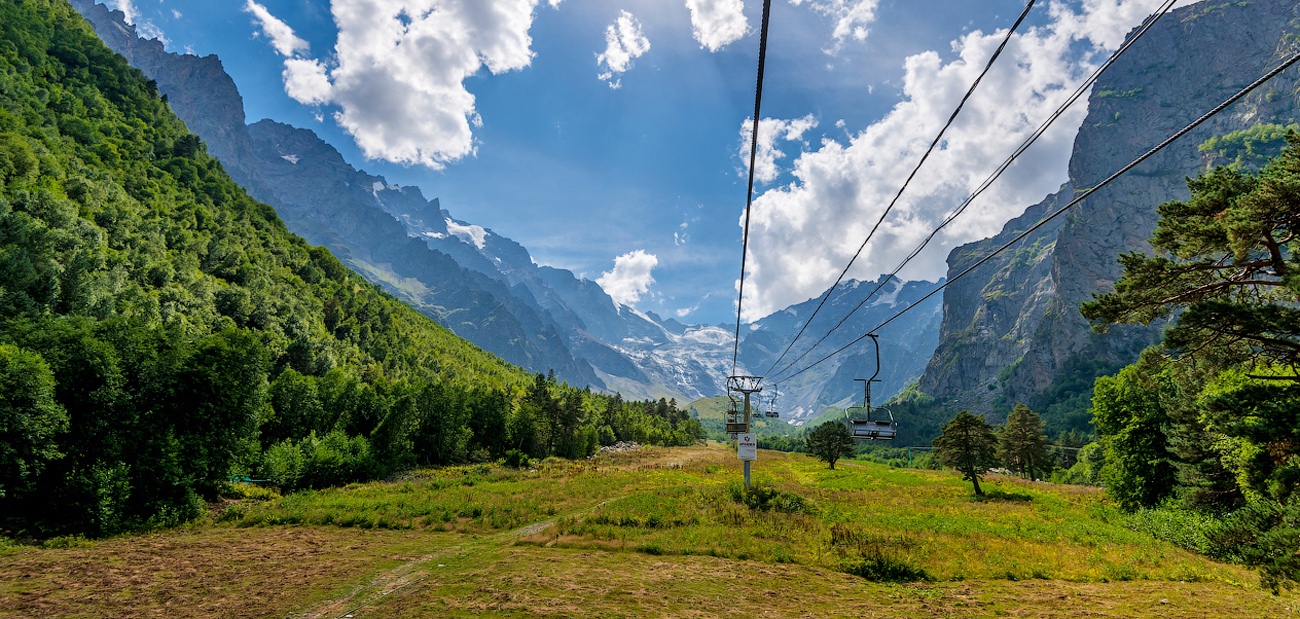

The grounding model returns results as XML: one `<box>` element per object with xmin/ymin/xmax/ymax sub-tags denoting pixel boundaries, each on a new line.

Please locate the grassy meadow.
<box><xmin>2</xmin><ymin>443</ymin><xmax>1294</xmax><ymax>618</ymax></box>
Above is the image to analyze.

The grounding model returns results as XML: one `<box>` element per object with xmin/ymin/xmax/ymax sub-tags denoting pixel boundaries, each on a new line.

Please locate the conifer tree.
<box><xmin>933</xmin><ymin>410</ymin><xmax>1000</xmax><ymax>496</ymax></box>
<box><xmin>998</xmin><ymin>404</ymin><xmax>1050</xmax><ymax>481</ymax></box>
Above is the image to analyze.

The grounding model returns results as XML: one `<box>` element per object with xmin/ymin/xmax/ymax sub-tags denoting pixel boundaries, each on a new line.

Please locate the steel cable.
<box><xmin>762</xmin><ymin>0</ymin><xmax>1037</xmax><ymax>378</ymax></box>
<box><xmin>767</xmin><ymin>0</ymin><xmax>1176</xmax><ymax>383</ymax></box>
<box><xmin>774</xmin><ymin>48</ymin><xmax>1300</xmax><ymax>383</ymax></box>
<box><xmin>733</xmin><ymin>0</ymin><xmax>774</xmax><ymax>375</ymax></box>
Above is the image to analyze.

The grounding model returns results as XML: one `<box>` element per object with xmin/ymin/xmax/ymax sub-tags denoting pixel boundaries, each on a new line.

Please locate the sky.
<box><xmin>104</xmin><ymin>0</ymin><xmax>1196</xmax><ymax>325</ymax></box>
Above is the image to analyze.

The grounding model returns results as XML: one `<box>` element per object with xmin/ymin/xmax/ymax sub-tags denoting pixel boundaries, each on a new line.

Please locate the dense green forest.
<box><xmin>0</xmin><ymin>0</ymin><xmax>702</xmax><ymax>538</ymax></box>
<box><xmin>1081</xmin><ymin>131</ymin><xmax>1300</xmax><ymax>591</ymax></box>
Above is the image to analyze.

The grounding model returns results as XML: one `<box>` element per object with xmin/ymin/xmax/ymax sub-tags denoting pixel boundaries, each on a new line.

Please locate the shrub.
<box><xmin>264</xmin><ymin>439</ymin><xmax>306</xmax><ymax>490</ymax></box>
<box><xmin>725</xmin><ymin>482</ymin><xmax>814</xmax><ymax>514</ymax></box>
<box><xmin>301</xmin><ymin>431</ymin><xmax>374</xmax><ymax>489</ymax></box>
<box><xmin>829</xmin><ymin>524</ymin><xmax>931</xmax><ymax>582</ymax></box>
<box><xmin>502</xmin><ymin>449</ymin><xmax>531</xmax><ymax>469</ymax></box>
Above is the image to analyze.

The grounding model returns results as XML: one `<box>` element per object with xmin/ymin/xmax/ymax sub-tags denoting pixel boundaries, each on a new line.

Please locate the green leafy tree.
<box><xmin>933</xmin><ymin>410</ymin><xmax>1000</xmax><ymax>496</ymax></box>
<box><xmin>806</xmin><ymin>421</ymin><xmax>855</xmax><ymax>470</ymax></box>
<box><xmin>264</xmin><ymin>368</ymin><xmax>323</xmax><ymax>447</ymax></box>
<box><xmin>998</xmin><ymin>404</ymin><xmax>1049</xmax><ymax>481</ymax></box>
<box><xmin>1090</xmin><ymin>363</ymin><xmax>1179</xmax><ymax>509</ymax></box>
<box><xmin>0</xmin><ymin>344</ymin><xmax>67</xmax><ymax>499</ymax></box>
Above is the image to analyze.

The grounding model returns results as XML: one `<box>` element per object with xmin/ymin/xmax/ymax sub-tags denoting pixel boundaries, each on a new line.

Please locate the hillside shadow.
<box><xmin>974</xmin><ymin>490</ymin><xmax>1034</xmax><ymax>503</ymax></box>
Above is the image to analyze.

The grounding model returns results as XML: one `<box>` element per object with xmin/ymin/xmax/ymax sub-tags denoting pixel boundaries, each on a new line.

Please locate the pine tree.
<box><xmin>1081</xmin><ymin>131</ymin><xmax>1300</xmax><ymax>373</ymax></box>
<box><xmin>998</xmin><ymin>404</ymin><xmax>1050</xmax><ymax>481</ymax></box>
<box><xmin>933</xmin><ymin>410</ymin><xmax>1000</xmax><ymax>496</ymax></box>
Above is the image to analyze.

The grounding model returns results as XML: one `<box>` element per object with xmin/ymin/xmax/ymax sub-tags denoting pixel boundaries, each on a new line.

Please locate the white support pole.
<box><xmin>743</xmin><ymin>392</ymin><xmax>752</xmax><ymax>488</ymax></box>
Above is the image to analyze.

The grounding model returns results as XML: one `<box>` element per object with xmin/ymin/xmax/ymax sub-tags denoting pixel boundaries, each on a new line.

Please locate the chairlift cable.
<box><xmin>773</xmin><ymin>48</ymin><xmax>1300</xmax><ymax>384</ymax></box>
<box><xmin>733</xmin><ymin>0</ymin><xmax>774</xmax><ymax>376</ymax></box>
<box><xmin>766</xmin><ymin>0</ymin><xmax>1176</xmax><ymax>384</ymax></box>
<box><xmin>761</xmin><ymin>0</ymin><xmax>1037</xmax><ymax>380</ymax></box>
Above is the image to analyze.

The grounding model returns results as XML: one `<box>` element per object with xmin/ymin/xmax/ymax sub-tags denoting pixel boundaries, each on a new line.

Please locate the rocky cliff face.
<box><xmin>920</xmin><ymin>0</ymin><xmax>1300</xmax><ymax>421</ymax></box>
<box><xmin>68</xmin><ymin>0</ymin><xmax>279</xmax><ymax>209</ymax></box>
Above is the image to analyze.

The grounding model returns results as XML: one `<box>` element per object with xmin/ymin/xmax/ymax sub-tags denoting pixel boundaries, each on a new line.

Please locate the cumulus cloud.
<box><xmin>739</xmin><ymin>114</ymin><xmax>819</xmax><ymax>184</ymax></box>
<box><xmin>739</xmin><ymin>0</ymin><xmax>1189</xmax><ymax>321</ymax></box>
<box><xmin>597</xmin><ymin>10</ymin><xmax>651</xmax><ymax>89</ymax></box>
<box><xmin>135</xmin><ymin>21</ymin><xmax>170</xmax><ymax>46</ymax></box>
<box><xmin>244</xmin><ymin>0</ymin><xmax>310</xmax><ymax>57</ymax></box>
<box><xmin>684</xmin><ymin>0</ymin><xmax>749</xmax><ymax>52</ymax></box>
<box><xmin>790</xmin><ymin>0</ymin><xmax>880</xmax><ymax>50</ymax></box>
<box><xmin>110</xmin><ymin>0</ymin><xmax>169</xmax><ymax>46</ymax></box>
<box><xmin>107</xmin><ymin>0</ymin><xmax>139</xmax><ymax>24</ymax></box>
<box><xmin>247</xmin><ymin>0</ymin><xmax>557</xmax><ymax>170</ymax></box>
<box><xmin>282</xmin><ymin>58</ymin><xmax>332</xmax><ymax>105</ymax></box>
<box><xmin>597</xmin><ymin>250</ymin><xmax>659</xmax><ymax>305</ymax></box>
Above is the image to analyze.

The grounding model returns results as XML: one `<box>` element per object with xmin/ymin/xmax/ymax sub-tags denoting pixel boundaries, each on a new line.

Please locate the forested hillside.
<box><xmin>0</xmin><ymin>0</ymin><xmax>702</xmax><ymax>538</ymax></box>
<box><xmin>1081</xmin><ymin>132</ymin><xmax>1300</xmax><ymax>591</ymax></box>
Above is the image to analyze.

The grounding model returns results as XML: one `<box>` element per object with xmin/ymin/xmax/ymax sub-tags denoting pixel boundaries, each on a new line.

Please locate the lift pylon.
<box><xmin>727</xmin><ymin>375</ymin><xmax>763</xmax><ymax>488</ymax></box>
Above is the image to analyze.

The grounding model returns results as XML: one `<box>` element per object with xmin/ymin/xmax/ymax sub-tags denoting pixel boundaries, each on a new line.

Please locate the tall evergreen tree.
<box><xmin>933</xmin><ymin>410</ymin><xmax>1000</xmax><ymax>496</ymax></box>
<box><xmin>998</xmin><ymin>404</ymin><xmax>1049</xmax><ymax>481</ymax></box>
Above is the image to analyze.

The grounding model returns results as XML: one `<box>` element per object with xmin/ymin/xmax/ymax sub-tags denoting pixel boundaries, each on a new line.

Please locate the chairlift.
<box><xmin>725</xmin><ymin>394</ymin><xmax>748</xmax><ymax>434</ymax></box>
<box><xmin>844</xmin><ymin>335</ymin><xmax>898</xmax><ymax>441</ymax></box>
<box><xmin>764</xmin><ymin>385</ymin><xmax>780</xmax><ymax>418</ymax></box>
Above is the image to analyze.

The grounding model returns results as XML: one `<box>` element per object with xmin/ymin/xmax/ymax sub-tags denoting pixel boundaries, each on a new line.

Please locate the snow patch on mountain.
<box><xmin>445</xmin><ymin>219</ymin><xmax>489</xmax><ymax>249</ymax></box>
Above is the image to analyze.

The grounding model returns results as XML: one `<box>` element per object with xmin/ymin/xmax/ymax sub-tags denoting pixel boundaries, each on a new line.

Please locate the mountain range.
<box><xmin>72</xmin><ymin>0</ymin><xmax>1296</xmax><ymax>435</ymax></box>
<box><xmin>69</xmin><ymin>0</ymin><xmax>945</xmax><ymax>418</ymax></box>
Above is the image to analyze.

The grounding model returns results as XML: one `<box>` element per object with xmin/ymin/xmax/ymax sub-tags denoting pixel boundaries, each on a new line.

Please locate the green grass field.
<box><xmin>1</xmin><ymin>443</ymin><xmax>1293</xmax><ymax>618</ymax></box>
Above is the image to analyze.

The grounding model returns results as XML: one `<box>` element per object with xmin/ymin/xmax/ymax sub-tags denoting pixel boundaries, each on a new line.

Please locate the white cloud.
<box><xmin>790</xmin><ymin>0</ymin><xmax>880</xmax><ymax>50</ymax></box>
<box><xmin>740</xmin><ymin>0</ymin><xmax>1187</xmax><ymax>321</ymax></box>
<box><xmin>597</xmin><ymin>250</ymin><xmax>659</xmax><ymax>305</ymax></box>
<box><xmin>244</xmin><ymin>0</ymin><xmax>310</xmax><ymax>57</ymax></box>
<box><xmin>172</xmin><ymin>9</ymin><xmax>182</xmax><ymax>19</ymax></box>
<box><xmin>738</xmin><ymin>114</ymin><xmax>819</xmax><ymax>184</ymax></box>
<box><xmin>107</xmin><ymin>0</ymin><xmax>139</xmax><ymax>24</ymax></box>
<box><xmin>135</xmin><ymin>21</ymin><xmax>170</xmax><ymax>46</ymax></box>
<box><xmin>282</xmin><ymin>58</ymin><xmax>332</xmax><ymax>105</ymax></box>
<box><xmin>684</xmin><ymin>0</ymin><xmax>749</xmax><ymax>52</ymax></box>
<box><xmin>109</xmin><ymin>0</ymin><xmax>169</xmax><ymax>46</ymax></box>
<box><xmin>248</xmin><ymin>0</ymin><xmax>556</xmax><ymax>170</ymax></box>
<box><xmin>597</xmin><ymin>10</ymin><xmax>651</xmax><ymax>89</ymax></box>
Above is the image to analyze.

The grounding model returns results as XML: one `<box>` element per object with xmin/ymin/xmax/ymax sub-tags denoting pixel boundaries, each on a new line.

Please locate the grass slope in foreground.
<box><xmin>1</xmin><ymin>444</ymin><xmax>1293</xmax><ymax>618</ymax></box>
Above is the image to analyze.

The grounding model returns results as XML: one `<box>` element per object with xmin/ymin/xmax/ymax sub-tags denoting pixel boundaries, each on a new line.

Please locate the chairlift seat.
<box><xmin>726</xmin><ymin>422</ymin><xmax>749</xmax><ymax>434</ymax></box>
<box><xmin>848</xmin><ymin>419</ymin><xmax>897</xmax><ymax>440</ymax></box>
<box><xmin>764</xmin><ymin>411</ymin><xmax>779</xmax><ymax>418</ymax></box>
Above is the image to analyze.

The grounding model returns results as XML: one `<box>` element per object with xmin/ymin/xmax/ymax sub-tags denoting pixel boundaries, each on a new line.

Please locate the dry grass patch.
<box><xmin>359</xmin><ymin>546</ymin><xmax>1298</xmax><ymax>618</ymax></box>
<box><xmin>0</xmin><ymin>527</ymin><xmax>457</xmax><ymax>619</ymax></box>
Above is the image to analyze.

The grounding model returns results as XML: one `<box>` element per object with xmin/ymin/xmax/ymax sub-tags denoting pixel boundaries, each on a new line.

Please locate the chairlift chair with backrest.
<box><xmin>765</xmin><ymin>385</ymin><xmax>780</xmax><ymax>418</ymax></box>
<box><xmin>843</xmin><ymin>335</ymin><xmax>898</xmax><ymax>441</ymax></box>
<box><xmin>725</xmin><ymin>394</ymin><xmax>748</xmax><ymax>435</ymax></box>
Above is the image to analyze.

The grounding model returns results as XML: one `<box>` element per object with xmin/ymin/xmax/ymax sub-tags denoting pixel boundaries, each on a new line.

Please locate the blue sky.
<box><xmin>105</xmin><ymin>0</ymin><xmax>1189</xmax><ymax>325</ymax></box>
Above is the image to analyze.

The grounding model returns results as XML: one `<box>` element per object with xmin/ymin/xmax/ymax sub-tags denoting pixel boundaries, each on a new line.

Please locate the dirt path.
<box><xmin>289</xmin><ymin>495</ymin><xmax>628</xmax><ymax>619</ymax></box>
